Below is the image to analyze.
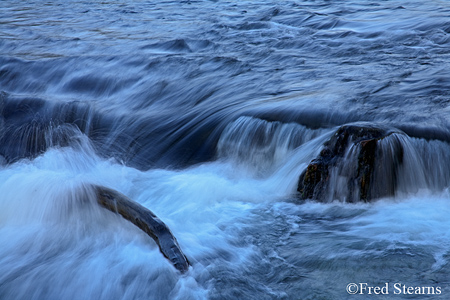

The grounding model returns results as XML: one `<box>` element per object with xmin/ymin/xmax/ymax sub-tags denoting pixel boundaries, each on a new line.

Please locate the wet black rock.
<box><xmin>95</xmin><ymin>185</ymin><xmax>190</xmax><ymax>273</ymax></box>
<box><xmin>297</xmin><ymin>123</ymin><xmax>405</xmax><ymax>202</ymax></box>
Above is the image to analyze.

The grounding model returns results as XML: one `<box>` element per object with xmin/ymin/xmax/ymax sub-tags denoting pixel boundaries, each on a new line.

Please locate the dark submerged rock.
<box><xmin>94</xmin><ymin>185</ymin><xmax>190</xmax><ymax>273</ymax></box>
<box><xmin>297</xmin><ymin>124</ymin><xmax>404</xmax><ymax>202</ymax></box>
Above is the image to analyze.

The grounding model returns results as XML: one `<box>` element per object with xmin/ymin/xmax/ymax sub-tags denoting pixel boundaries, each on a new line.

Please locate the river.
<box><xmin>1</xmin><ymin>0</ymin><xmax>450</xmax><ymax>299</ymax></box>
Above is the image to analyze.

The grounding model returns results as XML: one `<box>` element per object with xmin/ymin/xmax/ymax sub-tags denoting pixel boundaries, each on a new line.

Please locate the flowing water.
<box><xmin>1</xmin><ymin>0</ymin><xmax>450</xmax><ymax>299</ymax></box>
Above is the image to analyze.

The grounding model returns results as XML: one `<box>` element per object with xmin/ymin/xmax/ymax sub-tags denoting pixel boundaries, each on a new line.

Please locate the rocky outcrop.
<box><xmin>95</xmin><ymin>185</ymin><xmax>190</xmax><ymax>273</ymax></box>
<box><xmin>297</xmin><ymin>124</ymin><xmax>405</xmax><ymax>202</ymax></box>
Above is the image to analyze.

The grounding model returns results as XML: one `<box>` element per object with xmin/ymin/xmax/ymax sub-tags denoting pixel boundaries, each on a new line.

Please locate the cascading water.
<box><xmin>2</xmin><ymin>0</ymin><xmax>450</xmax><ymax>299</ymax></box>
<box><xmin>217</xmin><ymin>116</ymin><xmax>328</xmax><ymax>177</ymax></box>
<box><xmin>297</xmin><ymin>129</ymin><xmax>450</xmax><ymax>203</ymax></box>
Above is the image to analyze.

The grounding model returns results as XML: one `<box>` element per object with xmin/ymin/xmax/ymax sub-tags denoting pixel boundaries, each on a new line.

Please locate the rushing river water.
<box><xmin>2</xmin><ymin>0</ymin><xmax>450</xmax><ymax>299</ymax></box>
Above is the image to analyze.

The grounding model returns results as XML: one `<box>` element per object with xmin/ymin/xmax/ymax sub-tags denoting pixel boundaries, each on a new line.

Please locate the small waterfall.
<box><xmin>0</xmin><ymin>94</ymin><xmax>96</xmax><ymax>164</ymax></box>
<box><xmin>2</xmin><ymin>122</ymin><xmax>89</xmax><ymax>161</ymax></box>
<box><xmin>371</xmin><ymin>133</ymin><xmax>450</xmax><ymax>198</ymax></box>
<box><xmin>322</xmin><ymin>132</ymin><xmax>406</xmax><ymax>202</ymax></box>
<box><xmin>323</xmin><ymin>142</ymin><xmax>361</xmax><ymax>203</ymax></box>
<box><xmin>217</xmin><ymin>116</ymin><xmax>327</xmax><ymax>176</ymax></box>
<box><xmin>395</xmin><ymin>134</ymin><xmax>450</xmax><ymax>194</ymax></box>
<box><xmin>302</xmin><ymin>125</ymin><xmax>450</xmax><ymax>202</ymax></box>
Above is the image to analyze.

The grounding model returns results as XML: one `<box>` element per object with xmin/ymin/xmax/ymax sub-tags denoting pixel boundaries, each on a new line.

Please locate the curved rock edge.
<box><xmin>94</xmin><ymin>185</ymin><xmax>190</xmax><ymax>274</ymax></box>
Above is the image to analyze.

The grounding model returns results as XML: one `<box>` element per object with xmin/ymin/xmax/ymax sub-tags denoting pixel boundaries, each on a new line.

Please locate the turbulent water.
<box><xmin>2</xmin><ymin>0</ymin><xmax>450</xmax><ymax>299</ymax></box>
